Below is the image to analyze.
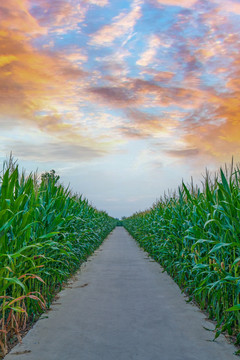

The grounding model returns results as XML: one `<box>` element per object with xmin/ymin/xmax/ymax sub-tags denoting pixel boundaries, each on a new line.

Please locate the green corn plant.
<box><xmin>0</xmin><ymin>158</ymin><xmax>116</xmax><ymax>357</ymax></box>
<box><xmin>124</xmin><ymin>162</ymin><xmax>240</xmax><ymax>344</ymax></box>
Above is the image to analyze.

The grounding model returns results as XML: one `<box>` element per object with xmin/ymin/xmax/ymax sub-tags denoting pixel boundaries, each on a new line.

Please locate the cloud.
<box><xmin>218</xmin><ymin>0</ymin><xmax>240</xmax><ymax>15</ymax></box>
<box><xmin>0</xmin><ymin>1</ymin><xmax>46</xmax><ymax>37</ymax></box>
<box><xmin>137</xmin><ymin>34</ymin><xmax>161</xmax><ymax>67</ymax></box>
<box><xmin>165</xmin><ymin>148</ymin><xmax>199</xmax><ymax>157</ymax></box>
<box><xmin>128</xmin><ymin>1</ymin><xmax>240</xmax><ymax>162</ymax></box>
<box><xmin>29</xmin><ymin>0</ymin><xmax>86</xmax><ymax>33</ymax></box>
<box><xmin>64</xmin><ymin>50</ymin><xmax>88</xmax><ymax>65</ymax></box>
<box><xmin>3</xmin><ymin>140</ymin><xmax>106</xmax><ymax>162</ymax></box>
<box><xmin>89</xmin><ymin>0</ymin><xmax>142</xmax><ymax>46</ymax></box>
<box><xmin>118</xmin><ymin>108</ymin><xmax>178</xmax><ymax>140</ymax></box>
<box><xmin>119</xmin><ymin>126</ymin><xmax>145</xmax><ymax>139</ymax></box>
<box><xmin>131</xmin><ymin>79</ymin><xmax>204</xmax><ymax>109</ymax></box>
<box><xmin>87</xmin><ymin>73</ymin><xmax>205</xmax><ymax>111</ymax></box>
<box><xmin>89</xmin><ymin>86</ymin><xmax>138</xmax><ymax>106</ymax></box>
<box><xmin>85</xmin><ymin>0</ymin><xmax>109</xmax><ymax>6</ymax></box>
<box><xmin>0</xmin><ymin>1</ymin><xmax>115</xmax><ymax>161</ymax></box>
<box><xmin>0</xmin><ymin>28</ymin><xmax>87</xmax><ymax>128</ymax></box>
<box><xmin>95</xmin><ymin>49</ymin><xmax>131</xmax><ymax>79</ymax></box>
<box><xmin>181</xmin><ymin>97</ymin><xmax>240</xmax><ymax>162</ymax></box>
<box><xmin>2</xmin><ymin>0</ymin><xmax>240</xmax><ymax>168</ymax></box>
<box><xmin>127</xmin><ymin>109</ymin><xmax>161</xmax><ymax>125</ymax></box>
<box><xmin>153</xmin><ymin>0</ymin><xmax>198</xmax><ymax>8</ymax></box>
<box><xmin>169</xmin><ymin>3</ymin><xmax>240</xmax><ymax>161</ymax></box>
<box><xmin>153</xmin><ymin>71</ymin><xmax>175</xmax><ymax>82</ymax></box>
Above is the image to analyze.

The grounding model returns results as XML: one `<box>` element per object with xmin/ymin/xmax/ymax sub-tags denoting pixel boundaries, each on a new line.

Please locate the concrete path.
<box><xmin>5</xmin><ymin>227</ymin><xmax>237</xmax><ymax>360</ymax></box>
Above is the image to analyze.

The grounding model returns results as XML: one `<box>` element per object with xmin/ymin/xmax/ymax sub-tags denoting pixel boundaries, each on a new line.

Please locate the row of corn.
<box><xmin>124</xmin><ymin>164</ymin><xmax>240</xmax><ymax>346</ymax></box>
<box><xmin>0</xmin><ymin>159</ymin><xmax>116</xmax><ymax>356</ymax></box>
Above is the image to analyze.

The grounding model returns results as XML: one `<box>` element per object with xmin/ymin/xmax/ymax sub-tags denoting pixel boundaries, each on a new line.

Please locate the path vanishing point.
<box><xmin>5</xmin><ymin>227</ymin><xmax>237</xmax><ymax>360</ymax></box>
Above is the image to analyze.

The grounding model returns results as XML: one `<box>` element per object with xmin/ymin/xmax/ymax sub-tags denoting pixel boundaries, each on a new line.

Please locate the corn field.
<box><xmin>0</xmin><ymin>159</ymin><xmax>116</xmax><ymax>357</ymax></box>
<box><xmin>124</xmin><ymin>164</ymin><xmax>240</xmax><ymax>346</ymax></box>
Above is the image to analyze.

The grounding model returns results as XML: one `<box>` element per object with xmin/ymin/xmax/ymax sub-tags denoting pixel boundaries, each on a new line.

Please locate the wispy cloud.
<box><xmin>166</xmin><ymin>148</ymin><xmax>199</xmax><ymax>158</ymax></box>
<box><xmin>85</xmin><ymin>0</ymin><xmax>109</xmax><ymax>6</ymax></box>
<box><xmin>136</xmin><ymin>34</ymin><xmax>162</xmax><ymax>67</ymax></box>
<box><xmin>89</xmin><ymin>0</ymin><xmax>142</xmax><ymax>46</ymax></box>
<box><xmin>153</xmin><ymin>0</ymin><xmax>198</xmax><ymax>8</ymax></box>
<box><xmin>3</xmin><ymin>140</ymin><xmax>106</xmax><ymax>162</ymax></box>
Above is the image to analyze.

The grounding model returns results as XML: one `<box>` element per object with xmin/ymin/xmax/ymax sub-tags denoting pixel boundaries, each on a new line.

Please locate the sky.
<box><xmin>0</xmin><ymin>0</ymin><xmax>240</xmax><ymax>218</ymax></box>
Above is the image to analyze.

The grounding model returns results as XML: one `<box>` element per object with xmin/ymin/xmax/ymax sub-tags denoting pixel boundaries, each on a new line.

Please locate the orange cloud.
<box><xmin>118</xmin><ymin>108</ymin><xmax>178</xmax><ymax>140</ymax></box>
<box><xmin>0</xmin><ymin>1</ymin><xmax>46</xmax><ymax>36</ymax></box>
<box><xmin>0</xmin><ymin>30</ymin><xmax>86</xmax><ymax>116</ymax></box>
<box><xmin>0</xmin><ymin>1</ymin><xmax>110</xmax><ymax>158</ymax></box>
<box><xmin>178</xmin><ymin>88</ymin><xmax>240</xmax><ymax>162</ymax></box>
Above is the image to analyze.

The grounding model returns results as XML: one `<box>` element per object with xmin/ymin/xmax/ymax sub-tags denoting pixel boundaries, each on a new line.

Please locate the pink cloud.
<box><xmin>29</xmin><ymin>0</ymin><xmax>86</xmax><ymax>33</ymax></box>
<box><xmin>136</xmin><ymin>35</ymin><xmax>162</xmax><ymax>67</ymax></box>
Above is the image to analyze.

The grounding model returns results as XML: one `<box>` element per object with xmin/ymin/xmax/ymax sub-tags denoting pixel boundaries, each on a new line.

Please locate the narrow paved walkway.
<box><xmin>5</xmin><ymin>227</ymin><xmax>237</xmax><ymax>360</ymax></box>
